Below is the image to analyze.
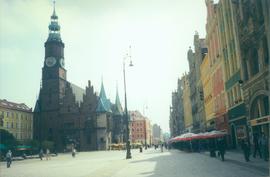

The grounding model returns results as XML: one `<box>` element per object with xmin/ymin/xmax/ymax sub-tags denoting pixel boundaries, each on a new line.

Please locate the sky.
<box><xmin>0</xmin><ymin>0</ymin><xmax>206</xmax><ymax>133</ymax></box>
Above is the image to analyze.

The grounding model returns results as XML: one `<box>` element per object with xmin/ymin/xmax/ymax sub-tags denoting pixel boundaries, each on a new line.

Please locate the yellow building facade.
<box><xmin>182</xmin><ymin>74</ymin><xmax>193</xmax><ymax>132</ymax></box>
<box><xmin>0</xmin><ymin>99</ymin><xmax>33</xmax><ymax>141</ymax></box>
<box><xmin>200</xmin><ymin>54</ymin><xmax>215</xmax><ymax>123</ymax></box>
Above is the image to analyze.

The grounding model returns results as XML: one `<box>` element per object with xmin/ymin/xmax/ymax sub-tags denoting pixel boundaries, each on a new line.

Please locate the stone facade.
<box><xmin>188</xmin><ymin>33</ymin><xmax>207</xmax><ymax>133</ymax></box>
<box><xmin>0</xmin><ymin>99</ymin><xmax>33</xmax><ymax>141</ymax></box>
<box><xmin>34</xmin><ymin>6</ymin><xmax>125</xmax><ymax>152</ymax></box>
<box><xmin>200</xmin><ymin>54</ymin><xmax>215</xmax><ymax>125</ymax></box>
<box><xmin>205</xmin><ymin>0</ymin><xmax>228</xmax><ymax>132</ymax></box>
<box><xmin>234</xmin><ymin>0</ymin><xmax>269</xmax><ymax>144</ymax></box>
<box><xmin>182</xmin><ymin>73</ymin><xmax>193</xmax><ymax>132</ymax></box>
<box><xmin>169</xmin><ymin>78</ymin><xmax>185</xmax><ymax>137</ymax></box>
<box><xmin>130</xmin><ymin>111</ymin><xmax>152</xmax><ymax>146</ymax></box>
<box><xmin>152</xmin><ymin>124</ymin><xmax>163</xmax><ymax>145</ymax></box>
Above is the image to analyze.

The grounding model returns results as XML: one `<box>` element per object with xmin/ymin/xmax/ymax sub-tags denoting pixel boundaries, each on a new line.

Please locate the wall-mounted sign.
<box><xmin>250</xmin><ymin>116</ymin><xmax>270</xmax><ymax>126</ymax></box>
<box><xmin>236</xmin><ymin>125</ymin><xmax>246</xmax><ymax>139</ymax></box>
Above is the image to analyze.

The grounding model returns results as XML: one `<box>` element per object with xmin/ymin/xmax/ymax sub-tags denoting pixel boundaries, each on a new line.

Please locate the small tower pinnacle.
<box><xmin>53</xmin><ymin>0</ymin><xmax>56</xmax><ymax>16</ymax></box>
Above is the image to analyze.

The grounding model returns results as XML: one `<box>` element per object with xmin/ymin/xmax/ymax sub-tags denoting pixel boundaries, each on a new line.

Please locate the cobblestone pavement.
<box><xmin>0</xmin><ymin>149</ymin><xmax>269</xmax><ymax>177</ymax></box>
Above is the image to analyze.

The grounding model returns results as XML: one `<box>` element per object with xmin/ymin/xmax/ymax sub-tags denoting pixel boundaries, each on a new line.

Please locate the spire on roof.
<box><xmin>114</xmin><ymin>86</ymin><xmax>123</xmax><ymax>115</ymax></box>
<box><xmin>96</xmin><ymin>80</ymin><xmax>112</xmax><ymax>113</ymax></box>
<box><xmin>47</xmin><ymin>0</ymin><xmax>61</xmax><ymax>42</ymax></box>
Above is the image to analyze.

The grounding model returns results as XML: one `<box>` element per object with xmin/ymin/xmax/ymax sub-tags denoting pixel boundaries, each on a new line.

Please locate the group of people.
<box><xmin>208</xmin><ymin>138</ymin><xmax>226</xmax><ymax>161</ymax></box>
<box><xmin>39</xmin><ymin>148</ymin><xmax>51</xmax><ymax>160</ymax></box>
<box><xmin>241</xmin><ymin>132</ymin><xmax>269</xmax><ymax>162</ymax></box>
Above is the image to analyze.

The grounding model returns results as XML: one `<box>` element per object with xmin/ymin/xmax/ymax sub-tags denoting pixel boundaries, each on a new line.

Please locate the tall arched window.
<box><xmin>262</xmin><ymin>37</ymin><xmax>269</xmax><ymax>64</ymax></box>
<box><xmin>250</xmin><ymin>95</ymin><xmax>269</xmax><ymax>119</ymax></box>
<box><xmin>250</xmin><ymin>48</ymin><xmax>259</xmax><ymax>76</ymax></box>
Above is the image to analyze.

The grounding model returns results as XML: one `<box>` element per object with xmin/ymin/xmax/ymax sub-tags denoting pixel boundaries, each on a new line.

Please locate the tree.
<box><xmin>0</xmin><ymin>129</ymin><xmax>18</xmax><ymax>150</ymax></box>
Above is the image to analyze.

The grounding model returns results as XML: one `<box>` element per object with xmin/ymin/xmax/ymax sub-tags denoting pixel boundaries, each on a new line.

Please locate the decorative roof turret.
<box><xmin>47</xmin><ymin>1</ymin><xmax>61</xmax><ymax>42</ymax></box>
<box><xmin>114</xmin><ymin>87</ymin><xmax>123</xmax><ymax>115</ymax></box>
<box><xmin>96</xmin><ymin>81</ymin><xmax>112</xmax><ymax>113</ymax></box>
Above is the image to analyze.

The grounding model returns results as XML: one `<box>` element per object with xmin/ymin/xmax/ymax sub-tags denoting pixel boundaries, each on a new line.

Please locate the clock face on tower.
<box><xmin>45</xmin><ymin>57</ymin><xmax>56</xmax><ymax>67</ymax></box>
<box><xmin>60</xmin><ymin>58</ymin><xmax>65</xmax><ymax>67</ymax></box>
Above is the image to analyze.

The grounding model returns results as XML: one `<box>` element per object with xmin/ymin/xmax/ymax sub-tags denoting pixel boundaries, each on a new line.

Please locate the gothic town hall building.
<box><xmin>34</xmin><ymin>6</ymin><xmax>126</xmax><ymax>151</ymax></box>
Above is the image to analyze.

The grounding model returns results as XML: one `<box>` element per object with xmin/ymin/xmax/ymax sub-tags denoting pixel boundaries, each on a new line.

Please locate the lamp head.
<box><xmin>129</xmin><ymin>60</ymin><xmax>134</xmax><ymax>67</ymax></box>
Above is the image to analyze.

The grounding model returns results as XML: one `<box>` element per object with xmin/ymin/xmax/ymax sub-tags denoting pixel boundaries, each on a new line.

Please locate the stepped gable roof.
<box><xmin>0</xmin><ymin>99</ymin><xmax>32</xmax><ymax>112</ymax></box>
<box><xmin>69</xmin><ymin>82</ymin><xmax>85</xmax><ymax>104</ymax></box>
<box><xmin>96</xmin><ymin>82</ymin><xmax>112</xmax><ymax>113</ymax></box>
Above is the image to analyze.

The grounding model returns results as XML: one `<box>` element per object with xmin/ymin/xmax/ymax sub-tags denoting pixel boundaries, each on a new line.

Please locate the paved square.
<box><xmin>0</xmin><ymin>149</ymin><xmax>268</xmax><ymax>177</ymax></box>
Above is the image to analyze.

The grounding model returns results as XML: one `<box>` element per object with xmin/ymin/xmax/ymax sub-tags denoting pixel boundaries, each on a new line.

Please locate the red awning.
<box><xmin>169</xmin><ymin>131</ymin><xmax>227</xmax><ymax>143</ymax></box>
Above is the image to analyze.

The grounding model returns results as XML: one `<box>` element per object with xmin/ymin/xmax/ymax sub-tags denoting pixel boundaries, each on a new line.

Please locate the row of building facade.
<box><xmin>170</xmin><ymin>0</ymin><xmax>269</xmax><ymax>149</ymax></box>
<box><xmin>0</xmin><ymin>96</ymin><xmax>164</xmax><ymax>150</ymax></box>
<box><xmin>1</xmin><ymin>4</ymin><xmax>164</xmax><ymax>151</ymax></box>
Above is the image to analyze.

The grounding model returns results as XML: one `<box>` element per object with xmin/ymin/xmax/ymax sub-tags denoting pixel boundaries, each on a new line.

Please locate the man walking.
<box><xmin>217</xmin><ymin>138</ymin><xmax>226</xmax><ymax>161</ymax></box>
<box><xmin>39</xmin><ymin>149</ymin><xmax>44</xmax><ymax>160</ymax></box>
<box><xmin>46</xmin><ymin>148</ymin><xmax>50</xmax><ymax>160</ymax></box>
<box><xmin>6</xmin><ymin>150</ymin><xmax>12</xmax><ymax>168</ymax></box>
<box><xmin>253</xmin><ymin>133</ymin><xmax>262</xmax><ymax>158</ymax></box>
<box><xmin>260</xmin><ymin>133</ymin><xmax>269</xmax><ymax>161</ymax></box>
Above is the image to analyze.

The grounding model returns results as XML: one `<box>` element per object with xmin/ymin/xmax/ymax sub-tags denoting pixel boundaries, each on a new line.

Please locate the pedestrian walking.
<box><xmin>259</xmin><ymin>133</ymin><xmax>269</xmax><ymax>161</ymax></box>
<box><xmin>6</xmin><ymin>150</ymin><xmax>12</xmax><ymax>168</ymax></box>
<box><xmin>217</xmin><ymin>138</ymin><xmax>226</xmax><ymax>161</ymax></box>
<box><xmin>209</xmin><ymin>139</ymin><xmax>216</xmax><ymax>157</ymax></box>
<box><xmin>241</xmin><ymin>138</ymin><xmax>250</xmax><ymax>162</ymax></box>
<box><xmin>161</xmin><ymin>143</ymin><xmax>164</xmax><ymax>152</ymax></box>
<box><xmin>253</xmin><ymin>133</ymin><xmax>262</xmax><ymax>158</ymax></box>
<box><xmin>46</xmin><ymin>148</ymin><xmax>50</xmax><ymax>160</ymax></box>
<box><xmin>72</xmin><ymin>148</ymin><xmax>76</xmax><ymax>158</ymax></box>
<box><xmin>39</xmin><ymin>149</ymin><xmax>44</xmax><ymax>160</ymax></box>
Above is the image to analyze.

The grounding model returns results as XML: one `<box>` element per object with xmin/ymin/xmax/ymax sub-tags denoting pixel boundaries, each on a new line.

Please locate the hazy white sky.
<box><xmin>0</xmin><ymin>0</ymin><xmax>206</xmax><ymax>132</ymax></box>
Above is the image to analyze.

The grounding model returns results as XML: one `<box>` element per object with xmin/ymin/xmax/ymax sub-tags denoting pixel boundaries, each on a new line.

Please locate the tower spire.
<box><xmin>53</xmin><ymin>0</ymin><xmax>56</xmax><ymax>16</ymax></box>
<box><xmin>47</xmin><ymin>0</ymin><xmax>61</xmax><ymax>42</ymax></box>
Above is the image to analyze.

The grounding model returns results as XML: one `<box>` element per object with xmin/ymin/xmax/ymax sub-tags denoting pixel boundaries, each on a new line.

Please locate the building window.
<box><xmin>263</xmin><ymin>37</ymin><xmax>269</xmax><ymax>64</ymax></box>
<box><xmin>250</xmin><ymin>49</ymin><xmax>259</xmax><ymax>76</ymax></box>
<box><xmin>6</xmin><ymin>122</ymin><xmax>9</xmax><ymax>128</ymax></box>
<box><xmin>263</xmin><ymin>96</ymin><xmax>269</xmax><ymax>116</ymax></box>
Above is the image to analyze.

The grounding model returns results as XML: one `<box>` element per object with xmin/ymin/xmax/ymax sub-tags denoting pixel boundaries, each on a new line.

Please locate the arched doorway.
<box><xmin>249</xmin><ymin>94</ymin><xmax>269</xmax><ymax>141</ymax></box>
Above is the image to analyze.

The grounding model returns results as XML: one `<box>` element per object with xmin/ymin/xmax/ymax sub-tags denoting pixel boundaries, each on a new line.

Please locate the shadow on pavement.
<box><xmin>130</xmin><ymin>150</ymin><xmax>269</xmax><ymax>177</ymax></box>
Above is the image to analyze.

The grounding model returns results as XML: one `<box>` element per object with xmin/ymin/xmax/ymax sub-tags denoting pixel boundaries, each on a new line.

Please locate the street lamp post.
<box><xmin>143</xmin><ymin>105</ymin><xmax>148</xmax><ymax>150</ymax></box>
<box><xmin>123</xmin><ymin>52</ymin><xmax>133</xmax><ymax>159</ymax></box>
